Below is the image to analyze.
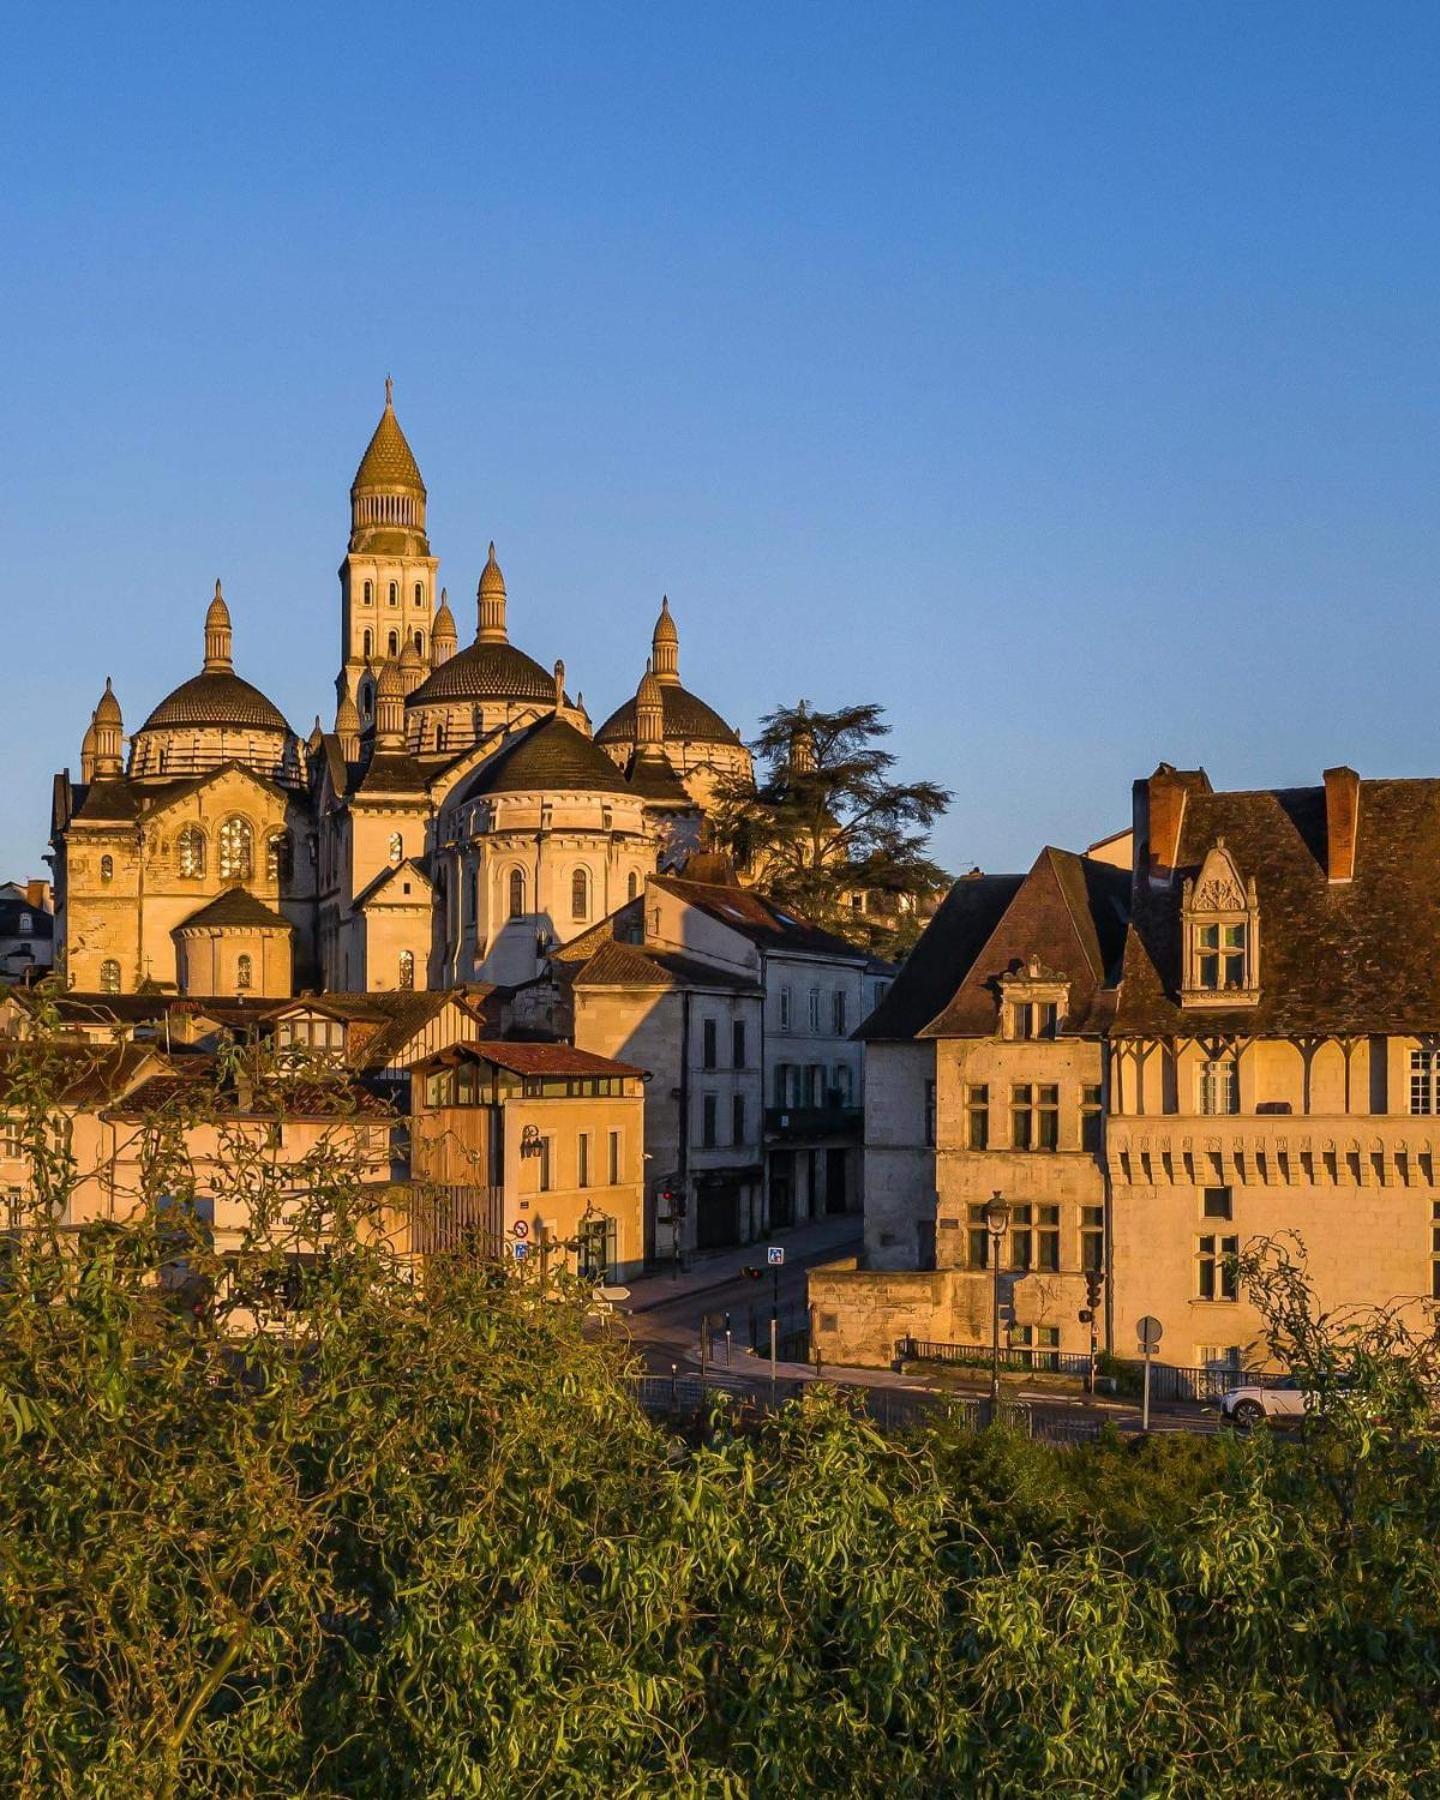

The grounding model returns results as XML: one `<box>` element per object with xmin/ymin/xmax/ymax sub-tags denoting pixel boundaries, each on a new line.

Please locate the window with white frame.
<box><xmin>1199</xmin><ymin>1058</ymin><xmax>1239</xmax><ymax>1116</ymax></box>
<box><xmin>1411</xmin><ymin>1050</ymin><xmax>1440</xmax><ymax>1116</ymax></box>
<box><xmin>808</xmin><ymin>987</ymin><xmax>821</xmax><ymax>1032</ymax></box>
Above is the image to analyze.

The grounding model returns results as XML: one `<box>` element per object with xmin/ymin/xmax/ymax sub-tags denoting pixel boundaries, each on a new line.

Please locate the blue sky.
<box><xmin>3</xmin><ymin>4</ymin><xmax>1439</xmax><ymax>878</ymax></box>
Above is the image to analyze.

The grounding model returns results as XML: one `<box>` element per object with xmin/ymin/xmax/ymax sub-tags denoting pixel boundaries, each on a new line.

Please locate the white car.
<box><xmin>1218</xmin><ymin>1374</ymin><xmax>1355</xmax><ymax>1429</ymax></box>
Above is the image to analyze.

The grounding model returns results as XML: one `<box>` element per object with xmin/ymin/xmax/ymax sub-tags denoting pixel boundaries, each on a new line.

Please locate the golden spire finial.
<box><xmin>385</xmin><ymin>373</ymin><xmax>394</xmax><ymax>407</ymax></box>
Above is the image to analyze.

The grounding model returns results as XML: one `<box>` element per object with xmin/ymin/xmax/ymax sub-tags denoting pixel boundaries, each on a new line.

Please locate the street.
<box><xmin>613</xmin><ymin>1219</ymin><xmax>1219</xmax><ymax>1439</ymax></box>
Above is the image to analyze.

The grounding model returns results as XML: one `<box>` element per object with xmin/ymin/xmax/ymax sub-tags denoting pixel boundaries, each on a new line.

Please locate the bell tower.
<box><xmin>338</xmin><ymin>379</ymin><xmax>441</xmax><ymax>723</ymax></box>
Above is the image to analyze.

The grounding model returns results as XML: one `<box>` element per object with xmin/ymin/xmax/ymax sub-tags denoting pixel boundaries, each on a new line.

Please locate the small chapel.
<box><xmin>50</xmin><ymin>386</ymin><xmax>752</xmax><ymax>998</ymax></box>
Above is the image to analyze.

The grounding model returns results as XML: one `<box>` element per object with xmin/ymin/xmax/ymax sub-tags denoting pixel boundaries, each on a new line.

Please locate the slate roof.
<box><xmin>921</xmin><ymin>850</ymin><xmax>1130</xmax><ymax>1038</ymax></box>
<box><xmin>571</xmin><ymin>939</ymin><xmax>762</xmax><ymax>992</ymax></box>
<box><xmin>457</xmin><ymin>716</ymin><xmax>634</xmax><ymax>800</ymax></box>
<box><xmin>174</xmin><ymin>888</ymin><xmax>294</xmax><ymax>933</ymax></box>
<box><xmin>354</xmin><ymin>750</ymin><xmax>431</xmax><ymax>796</ymax></box>
<box><xmin>1115</xmin><ymin>777</ymin><xmax>1440</xmax><ymax>1036</ymax></box>
<box><xmin>407</xmin><ymin>641</ymin><xmax>557</xmax><ymax>707</ymax></box>
<box><xmin>595</xmin><ymin>683</ymin><xmax>741</xmax><ymax>747</ymax></box>
<box><xmin>651</xmin><ymin>876</ymin><xmax>866</xmax><ymax>962</ymax></box>
<box><xmin>0</xmin><ymin>897</ymin><xmax>53</xmax><ymax>942</ymax></box>
<box><xmin>139</xmin><ymin>671</ymin><xmax>291</xmax><ymax>734</ymax></box>
<box><xmin>72</xmin><ymin>779</ymin><xmax>140</xmax><ymax>823</ymax></box>
<box><xmin>418</xmin><ymin>1040</ymin><xmax>646</xmax><ymax>1079</ymax></box>
<box><xmin>854</xmin><ymin>871</ymin><xmax>1024</xmax><ymax>1041</ymax></box>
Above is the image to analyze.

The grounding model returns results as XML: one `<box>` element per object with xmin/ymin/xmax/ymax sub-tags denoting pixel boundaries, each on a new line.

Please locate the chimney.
<box><xmin>1134</xmin><ymin>764</ymin><xmax>1188</xmax><ymax>883</ymax></box>
<box><xmin>1323</xmin><ymin>766</ymin><xmax>1360</xmax><ymax>883</ymax></box>
<box><xmin>25</xmin><ymin>879</ymin><xmax>51</xmax><ymax>912</ymax></box>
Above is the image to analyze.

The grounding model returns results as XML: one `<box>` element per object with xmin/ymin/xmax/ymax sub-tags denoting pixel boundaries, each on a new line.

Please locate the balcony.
<box><xmin>764</xmin><ymin>1105</ymin><xmax>862</xmax><ymax>1142</ymax></box>
<box><xmin>1108</xmin><ymin>1113</ymin><xmax>1440</xmax><ymax>1188</ymax></box>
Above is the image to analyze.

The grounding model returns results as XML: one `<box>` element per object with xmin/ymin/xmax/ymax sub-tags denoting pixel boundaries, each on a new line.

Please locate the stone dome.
<box><xmin>407</xmin><ymin>640</ymin><xmax>559</xmax><ymax>708</ymax></box>
<box><xmin>139</xmin><ymin>671</ymin><xmax>291</xmax><ymax>734</ymax></box>
<box><xmin>595</xmin><ymin>683</ymin><xmax>741</xmax><ymax>747</ymax></box>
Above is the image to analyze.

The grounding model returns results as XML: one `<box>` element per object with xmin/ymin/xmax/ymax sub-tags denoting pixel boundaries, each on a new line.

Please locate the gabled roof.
<box><xmin>73</xmin><ymin>779</ymin><xmax>140</xmax><ymax>823</ymax></box>
<box><xmin>417</xmin><ymin>1040</ymin><xmax>646</xmax><ymax>1079</ymax></box>
<box><xmin>854</xmin><ymin>871</ymin><xmax>1024</xmax><ymax>1041</ymax></box>
<box><xmin>651</xmin><ymin>876</ymin><xmax>866</xmax><ymax>962</ymax></box>
<box><xmin>173</xmin><ymin>888</ymin><xmax>294</xmax><ymax>934</ymax></box>
<box><xmin>571</xmin><ymin>938</ymin><xmax>762</xmax><ymax>993</ymax></box>
<box><xmin>0</xmin><ymin>1040</ymin><xmax>162</xmax><ymax>1108</ymax></box>
<box><xmin>352</xmin><ymin>859</ymin><xmax>433</xmax><ymax>910</ymax></box>
<box><xmin>921</xmin><ymin>849</ymin><xmax>1130</xmax><ymax>1039</ymax></box>
<box><xmin>0</xmin><ymin>897</ymin><xmax>53</xmax><ymax>941</ymax></box>
<box><xmin>548</xmin><ymin>899</ymin><xmax>646</xmax><ymax>965</ymax></box>
<box><xmin>354</xmin><ymin>749</ymin><xmax>431</xmax><ymax>796</ymax></box>
<box><xmin>1116</xmin><ymin>776</ymin><xmax>1440</xmax><ymax>1036</ymax></box>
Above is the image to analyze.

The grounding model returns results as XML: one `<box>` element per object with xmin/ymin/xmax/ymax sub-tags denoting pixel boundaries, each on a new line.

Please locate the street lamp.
<box><xmin>983</xmin><ymin>1192</ymin><xmax>1010</xmax><ymax>1409</ymax></box>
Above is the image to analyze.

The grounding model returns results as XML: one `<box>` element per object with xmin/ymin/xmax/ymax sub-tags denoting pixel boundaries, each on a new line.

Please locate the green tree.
<box><xmin>708</xmin><ymin>700</ymin><xmax>952</xmax><ymax>954</ymax></box>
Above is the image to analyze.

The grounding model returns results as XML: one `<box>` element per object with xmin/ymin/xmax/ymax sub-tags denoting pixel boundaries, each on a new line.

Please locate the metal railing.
<box><xmin>903</xmin><ymin>1337</ymin><xmax>1093</xmax><ymax>1380</ymax></box>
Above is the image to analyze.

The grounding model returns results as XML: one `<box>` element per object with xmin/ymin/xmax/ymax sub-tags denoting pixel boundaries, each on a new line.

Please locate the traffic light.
<box><xmin>1084</xmin><ymin>1269</ymin><xmax>1104</xmax><ymax>1309</ymax></box>
<box><xmin>740</xmin><ymin>1266</ymin><xmax>764</xmax><ymax>1282</ymax></box>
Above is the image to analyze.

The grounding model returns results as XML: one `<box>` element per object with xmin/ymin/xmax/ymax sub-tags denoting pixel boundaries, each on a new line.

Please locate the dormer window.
<box><xmin>1181</xmin><ymin>841</ymin><xmax>1260</xmax><ymax>1007</ymax></box>
<box><xmin>997</xmin><ymin>958</ymin><xmax>1069</xmax><ymax>1041</ymax></box>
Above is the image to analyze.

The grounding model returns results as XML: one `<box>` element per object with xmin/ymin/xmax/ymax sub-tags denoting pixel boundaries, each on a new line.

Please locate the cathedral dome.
<box><xmin>459</xmin><ymin>715</ymin><xmax>633</xmax><ymax>800</ymax></box>
<box><xmin>139</xmin><ymin>671</ymin><xmax>291</xmax><ymax>734</ymax></box>
<box><xmin>407</xmin><ymin>641</ymin><xmax>559</xmax><ymax>707</ymax></box>
<box><xmin>595</xmin><ymin>683</ymin><xmax>740</xmax><ymax>747</ymax></box>
<box><xmin>93</xmin><ymin>677</ymin><xmax>123</xmax><ymax>727</ymax></box>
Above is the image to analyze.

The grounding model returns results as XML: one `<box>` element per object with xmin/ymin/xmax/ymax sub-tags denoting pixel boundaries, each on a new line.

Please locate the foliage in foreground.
<box><xmin>3</xmin><ymin>1043</ymin><xmax>1440</xmax><ymax>1793</ymax></box>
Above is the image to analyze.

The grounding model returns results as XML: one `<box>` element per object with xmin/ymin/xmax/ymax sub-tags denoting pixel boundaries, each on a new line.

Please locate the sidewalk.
<box><xmin>622</xmin><ymin>1214</ymin><xmax>863</xmax><ymax>1315</ymax></box>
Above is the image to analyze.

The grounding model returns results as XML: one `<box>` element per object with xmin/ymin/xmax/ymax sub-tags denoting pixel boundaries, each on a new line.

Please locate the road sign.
<box><xmin>512</xmin><ymin>1220</ymin><xmax>529</xmax><ymax>1240</ymax></box>
<box><xmin>512</xmin><ymin>1241</ymin><xmax>529</xmax><ymax>1261</ymax></box>
<box><xmin>767</xmin><ymin>1246</ymin><xmax>785</xmax><ymax>1266</ymax></box>
<box><xmin>595</xmin><ymin>1285</ymin><xmax>630</xmax><ymax>1303</ymax></box>
<box><xmin>1137</xmin><ymin>1315</ymin><xmax>1163</xmax><ymax>1351</ymax></box>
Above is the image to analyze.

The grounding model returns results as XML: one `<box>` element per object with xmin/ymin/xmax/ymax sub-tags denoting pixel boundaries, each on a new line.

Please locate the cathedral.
<box><xmin>50</xmin><ymin>386</ymin><xmax>752</xmax><ymax>999</ymax></box>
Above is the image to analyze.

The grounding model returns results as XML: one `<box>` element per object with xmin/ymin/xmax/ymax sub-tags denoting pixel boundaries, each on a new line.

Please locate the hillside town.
<box><xmin>3</xmin><ymin>389</ymin><xmax>1436</xmax><ymax>1403</ymax></box>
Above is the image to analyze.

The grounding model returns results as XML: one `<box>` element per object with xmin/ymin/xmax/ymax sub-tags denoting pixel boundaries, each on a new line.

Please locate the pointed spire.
<box><xmin>350</xmin><ymin>381</ymin><xmax>427</xmax><ymax>552</ymax></box>
<box><xmin>553</xmin><ymin>659</ymin><xmax>566</xmax><ymax>709</ymax></box>
<box><xmin>91</xmin><ymin>677</ymin><xmax>124</xmax><ymax>776</ymax></box>
<box><xmin>432</xmin><ymin>585</ymin><xmax>458</xmax><ymax>666</ymax></box>
<box><xmin>385</xmin><ymin>373</ymin><xmax>394</xmax><ymax>408</ymax></box>
<box><xmin>203</xmin><ymin>579</ymin><xmax>233</xmax><ymax>672</ymax></box>
<box><xmin>652</xmin><ymin>595</ymin><xmax>679</xmax><ymax>686</ymax></box>
<box><xmin>478</xmin><ymin>542</ymin><xmax>508</xmax><ymax>642</ymax></box>
<box><xmin>336</xmin><ymin>688</ymin><xmax>361</xmax><ymax>761</ymax></box>
<box><xmin>636</xmin><ymin>657</ymin><xmax>664</xmax><ymax>747</ymax></box>
<box><xmin>375</xmin><ymin>659</ymin><xmax>406</xmax><ymax>749</ymax></box>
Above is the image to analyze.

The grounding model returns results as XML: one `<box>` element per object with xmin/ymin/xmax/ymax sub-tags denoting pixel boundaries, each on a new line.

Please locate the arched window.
<box><xmin>100</xmin><ymin>854</ymin><xmax>114</xmax><ymax>885</ymax></box>
<box><xmin>414</xmin><ymin>630</ymin><xmax>424</xmax><ymax>654</ymax></box>
<box><xmin>236</xmin><ymin>953</ymin><xmax>253</xmax><ymax>991</ymax></box>
<box><xmin>387</xmin><ymin>631</ymin><xmax>399</xmax><ymax>656</ymax></box>
<box><xmin>267</xmin><ymin>830</ymin><xmax>292</xmax><ymax>882</ymax></box>
<box><xmin>398</xmin><ymin>949</ymin><xmax>415</xmax><ymax>990</ymax></box>
<box><xmin>359</xmin><ymin>681</ymin><xmax>374</xmax><ymax>717</ymax></box>
<box><xmin>414</xmin><ymin>582</ymin><xmax>424</xmax><ymax>606</ymax></box>
<box><xmin>508</xmin><ymin>867</ymin><xmax>525</xmax><ymax>919</ymax></box>
<box><xmin>99</xmin><ymin>959</ymin><xmax>121</xmax><ymax>995</ymax></box>
<box><xmin>363</xmin><ymin>628</ymin><xmax>373</xmax><ymax>658</ymax></box>
<box><xmin>18</xmin><ymin>913</ymin><xmax>32</xmax><ymax>935</ymax></box>
<box><xmin>177</xmin><ymin>826</ymin><xmax>206</xmax><ymax>878</ymax></box>
<box><xmin>388</xmin><ymin>832</ymin><xmax>403</xmax><ymax>866</ymax></box>
<box><xmin>571</xmin><ymin>866</ymin><xmax>590</xmax><ymax>922</ymax></box>
<box><xmin>218</xmin><ymin>817</ymin><xmax>253</xmax><ymax>881</ymax></box>
<box><xmin>388</xmin><ymin>582</ymin><xmax>398</xmax><ymax>606</ymax></box>
<box><xmin>627</xmin><ymin>869</ymin><xmax>639</xmax><ymax>902</ymax></box>
<box><xmin>363</xmin><ymin>580</ymin><xmax>373</xmax><ymax>604</ymax></box>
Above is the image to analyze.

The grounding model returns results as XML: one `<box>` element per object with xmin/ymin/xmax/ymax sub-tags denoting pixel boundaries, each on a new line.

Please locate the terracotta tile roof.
<box><xmin>0</xmin><ymin>1041</ymin><xmax>161</xmax><ymax>1107</ymax></box>
<box><xmin>113</xmin><ymin>1067</ymin><xmax>395</xmax><ymax>1118</ymax></box>
<box><xmin>854</xmin><ymin>871</ymin><xmax>1024</xmax><ymax>1040</ymax></box>
<box><xmin>1116</xmin><ymin>777</ymin><xmax>1440</xmax><ymax>1036</ymax></box>
<box><xmin>419</xmin><ymin>1040</ymin><xmax>646</xmax><ymax>1079</ymax></box>
<box><xmin>920</xmin><ymin>850</ymin><xmax>1130</xmax><ymax>1038</ymax></box>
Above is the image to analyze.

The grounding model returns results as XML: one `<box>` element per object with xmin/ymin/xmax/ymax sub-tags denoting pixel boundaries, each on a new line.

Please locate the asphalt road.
<box><xmin>617</xmin><ymin>1240</ymin><xmax>1219</xmax><ymax>1438</ymax></box>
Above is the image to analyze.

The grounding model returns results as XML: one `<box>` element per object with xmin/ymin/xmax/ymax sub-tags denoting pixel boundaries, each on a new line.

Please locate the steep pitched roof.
<box><xmin>651</xmin><ymin>877</ymin><xmax>865</xmax><ymax>962</ymax></box>
<box><xmin>352</xmin><ymin>859</ymin><xmax>433</xmax><ymax>910</ymax></box>
<box><xmin>354</xmin><ymin>749</ymin><xmax>432</xmax><ymax>796</ymax></box>
<box><xmin>0</xmin><ymin>1040</ymin><xmax>162</xmax><ymax>1108</ymax></box>
<box><xmin>920</xmin><ymin>850</ymin><xmax>1131</xmax><ymax>1039</ymax></box>
<box><xmin>1115</xmin><ymin>776</ymin><xmax>1440</xmax><ymax>1036</ymax></box>
<box><xmin>854</xmin><ymin>871</ymin><xmax>1024</xmax><ymax>1041</ymax></box>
